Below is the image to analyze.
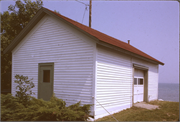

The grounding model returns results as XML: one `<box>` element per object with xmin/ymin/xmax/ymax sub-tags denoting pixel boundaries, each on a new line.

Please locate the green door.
<box><xmin>38</xmin><ymin>63</ymin><xmax>54</xmax><ymax>101</ymax></box>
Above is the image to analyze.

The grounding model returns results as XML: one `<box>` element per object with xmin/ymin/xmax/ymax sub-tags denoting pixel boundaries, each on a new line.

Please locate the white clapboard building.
<box><xmin>4</xmin><ymin>7</ymin><xmax>164</xmax><ymax>119</ymax></box>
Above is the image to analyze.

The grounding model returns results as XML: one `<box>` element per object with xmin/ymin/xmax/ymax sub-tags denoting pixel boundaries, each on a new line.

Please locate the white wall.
<box><xmin>95</xmin><ymin>46</ymin><xmax>159</xmax><ymax>119</ymax></box>
<box><xmin>12</xmin><ymin>15</ymin><xmax>96</xmax><ymax>112</ymax></box>
<box><xmin>95</xmin><ymin>46</ymin><xmax>133</xmax><ymax>119</ymax></box>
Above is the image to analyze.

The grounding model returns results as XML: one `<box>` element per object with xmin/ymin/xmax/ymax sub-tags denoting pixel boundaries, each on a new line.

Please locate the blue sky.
<box><xmin>1</xmin><ymin>1</ymin><xmax>179</xmax><ymax>83</ymax></box>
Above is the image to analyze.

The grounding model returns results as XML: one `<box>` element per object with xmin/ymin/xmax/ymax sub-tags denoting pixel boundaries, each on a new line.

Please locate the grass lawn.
<box><xmin>96</xmin><ymin>100</ymin><xmax>179</xmax><ymax>121</ymax></box>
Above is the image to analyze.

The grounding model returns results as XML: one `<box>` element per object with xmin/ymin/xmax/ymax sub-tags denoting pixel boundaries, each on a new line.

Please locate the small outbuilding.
<box><xmin>4</xmin><ymin>7</ymin><xmax>164</xmax><ymax>119</ymax></box>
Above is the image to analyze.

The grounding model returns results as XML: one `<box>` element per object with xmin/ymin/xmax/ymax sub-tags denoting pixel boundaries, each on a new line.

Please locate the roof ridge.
<box><xmin>44</xmin><ymin>8</ymin><xmax>128</xmax><ymax>42</ymax></box>
<box><xmin>31</xmin><ymin>7</ymin><xmax>164</xmax><ymax>65</ymax></box>
<box><xmin>4</xmin><ymin>7</ymin><xmax>164</xmax><ymax>65</ymax></box>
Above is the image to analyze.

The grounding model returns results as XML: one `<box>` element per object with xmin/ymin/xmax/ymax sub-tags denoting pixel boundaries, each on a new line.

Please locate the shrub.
<box><xmin>1</xmin><ymin>75</ymin><xmax>91</xmax><ymax>121</ymax></box>
<box><xmin>14</xmin><ymin>74</ymin><xmax>35</xmax><ymax>106</ymax></box>
<box><xmin>1</xmin><ymin>94</ymin><xmax>91</xmax><ymax>121</ymax></box>
<box><xmin>1</xmin><ymin>93</ymin><xmax>24</xmax><ymax>121</ymax></box>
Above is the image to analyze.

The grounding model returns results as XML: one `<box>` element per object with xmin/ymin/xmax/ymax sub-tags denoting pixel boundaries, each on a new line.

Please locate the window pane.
<box><xmin>134</xmin><ymin>78</ymin><xmax>137</xmax><ymax>85</ymax></box>
<box><xmin>138</xmin><ymin>78</ymin><xmax>143</xmax><ymax>85</ymax></box>
<box><xmin>43</xmin><ymin>70</ymin><xmax>50</xmax><ymax>82</ymax></box>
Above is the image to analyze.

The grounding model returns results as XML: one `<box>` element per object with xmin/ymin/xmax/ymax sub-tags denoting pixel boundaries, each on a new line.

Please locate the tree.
<box><xmin>1</xmin><ymin>0</ymin><xmax>43</xmax><ymax>92</ymax></box>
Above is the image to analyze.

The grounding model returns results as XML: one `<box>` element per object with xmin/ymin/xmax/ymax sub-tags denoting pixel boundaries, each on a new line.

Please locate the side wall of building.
<box><xmin>95</xmin><ymin>45</ymin><xmax>159</xmax><ymax>119</ymax></box>
<box><xmin>12</xmin><ymin>15</ymin><xmax>96</xmax><ymax>113</ymax></box>
<box><xmin>95</xmin><ymin>46</ymin><xmax>133</xmax><ymax>119</ymax></box>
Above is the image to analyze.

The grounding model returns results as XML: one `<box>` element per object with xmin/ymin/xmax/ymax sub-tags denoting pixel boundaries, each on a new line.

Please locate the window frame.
<box><xmin>38</xmin><ymin>62</ymin><xmax>54</xmax><ymax>83</ymax></box>
<box><xmin>134</xmin><ymin>77</ymin><xmax>144</xmax><ymax>85</ymax></box>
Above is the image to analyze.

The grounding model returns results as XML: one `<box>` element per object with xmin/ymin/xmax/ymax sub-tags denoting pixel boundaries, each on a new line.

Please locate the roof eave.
<box><xmin>44</xmin><ymin>9</ymin><xmax>164</xmax><ymax>66</ymax></box>
<box><xmin>3</xmin><ymin>7</ymin><xmax>164</xmax><ymax>66</ymax></box>
<box><xmin>97</xmin><ymin>43</ymin><xmax>164</xmax><ymax>66</ymax></box>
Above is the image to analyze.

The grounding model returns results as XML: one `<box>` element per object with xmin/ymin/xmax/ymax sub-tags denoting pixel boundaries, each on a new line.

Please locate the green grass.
<box><xmin>96</xmin><ymin>101</ymin><xmax>179</xmax><ymax>121</ymax></box>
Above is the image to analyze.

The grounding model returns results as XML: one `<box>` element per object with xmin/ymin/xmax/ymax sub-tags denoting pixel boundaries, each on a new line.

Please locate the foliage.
<box><xmin>14</xmin><ymin>74</ymin><xmax>35</xmax><ymax>106</ymax></box>
<box><xmin>97</xmin><ymin>100</ymin><xmax>179</xmax><ymax>121</ymax></box>
<box><xmin>1</xmin><ymin>0</ymin><xmax>43</xmax><ymax>91</ymax></box>
<box><xmin>1</xmin><ymin>75</ymin><xmax>91</xmax><ymax>121</ymax></box>
<box><xmin>1</xmin><ymin>0</ymin><xmax>43</xmax><ymax>38</ymax></box>
<box><xmin>1</xmin><ymin>94</ymin><xmax>91</xmax><ymax>121</ymax></box>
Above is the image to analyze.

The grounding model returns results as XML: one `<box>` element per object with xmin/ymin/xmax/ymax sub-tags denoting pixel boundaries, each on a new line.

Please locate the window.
<box><xmin>138</xmin><ymin>78</ymin><xmax>143</xmax><ymax>85</ymax></box>
<box><xmin>134</xmin><ymin>78</ymin><xmax>144</xmax><ymax>85</ymax></box>
<box><xmin>134</xmin><ymin>78</ymin><xmax>137</xmax><ymax>85</ymax></box>
<box><xmin>43</xmin><ymin>70</ymin><xmax>50</xmax><ymax>82</ymax></box>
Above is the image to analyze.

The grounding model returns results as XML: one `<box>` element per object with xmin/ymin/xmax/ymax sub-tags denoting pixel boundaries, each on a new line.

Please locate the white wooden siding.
<box><xmin>132</xmin><ymin>58</ymin><xmax>159</xmax><ymax>101</ymax></box>
<box><xmin>96</xmin><ymin>47</ymin><xmax>132</xmax><ymax>116</ymax></box>
<box><xmin>11</xmin><ymin>12</ymin><xmax>160</xmax><ymax>119</ymax></box>
<box><xmin>12</xmin><ymin>15</ymin><xmax>95</xmax><ymax>108</ymax></box>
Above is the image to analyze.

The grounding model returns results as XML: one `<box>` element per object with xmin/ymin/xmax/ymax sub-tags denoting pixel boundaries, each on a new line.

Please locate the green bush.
<box><xmin>14</xmin><ymin>74</ymin><xmax>35</xmax><ymax>107</ymax></box>
<box><xmin>1</xmin><ymin>75</ymin><xmax>91</xmax><ymax>121</ymax></box>
<box><xmin>1</xmin><ymin>94</ymin><xmax>91</xmax><ymax>121</ymax></box>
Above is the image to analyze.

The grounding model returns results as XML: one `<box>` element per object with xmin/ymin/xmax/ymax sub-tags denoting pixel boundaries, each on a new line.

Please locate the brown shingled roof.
<box><xmin>4</xmin><ymin>7</ymin><xmax>164</xmax><ymax>65</ymax></box>
<box><xmin>45</xmin><ymin>8</ymin><xmax>164</xmax><ymax>65</ymax></box>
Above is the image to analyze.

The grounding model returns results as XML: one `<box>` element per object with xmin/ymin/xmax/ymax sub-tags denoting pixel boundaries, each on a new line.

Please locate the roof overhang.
<box><xmin>96</xmin><ymin>43</ymin><xmax>164</xmax><ymax>65</ymax></box>
<box><xmin>4</xmin><ymin>7</ymin><xmax>164</xmax><ymax>66</ymax></box>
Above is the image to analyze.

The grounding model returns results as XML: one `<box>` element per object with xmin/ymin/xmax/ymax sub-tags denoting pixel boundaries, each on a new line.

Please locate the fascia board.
<box><xmin>97</xmin><ymin>43</ymin><xmax>164</xmax><ymax>66</ymax></box>
<box><xmin>44</xmin><ymin>9</ymin><xmax>164</xmax><ymax>66</ymax></box>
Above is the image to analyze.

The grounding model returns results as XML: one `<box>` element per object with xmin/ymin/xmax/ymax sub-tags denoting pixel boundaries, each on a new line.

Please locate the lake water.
<box><xmin>158</xmin><ymin>83</ymin><xmax>179</xmax><ymax>102</ymax></box>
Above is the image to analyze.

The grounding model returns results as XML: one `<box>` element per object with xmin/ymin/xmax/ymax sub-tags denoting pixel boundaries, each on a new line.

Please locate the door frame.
<box><xmin>132</xmin><ymin>63</ymin><xmax>149</xmax><ymax>105</ymax></box>
<box><xmin>38</xmin><ymin>62</ymin><xmax>54</xmax><ymax>100</ymax></box>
